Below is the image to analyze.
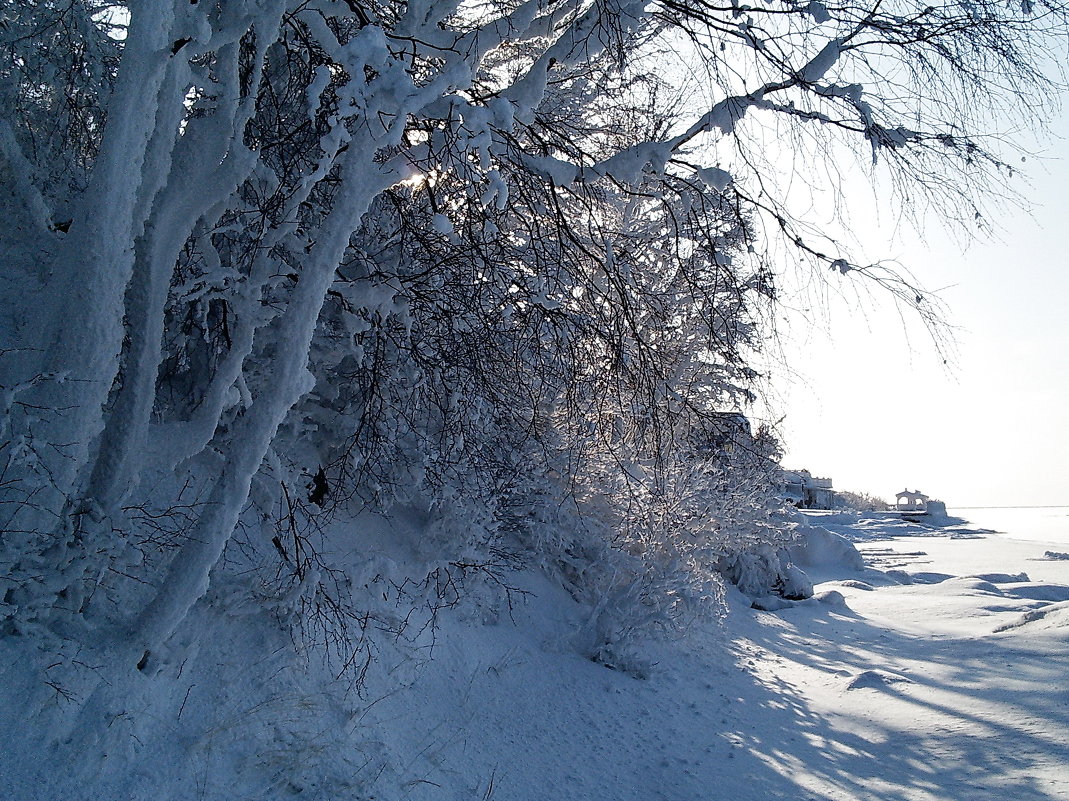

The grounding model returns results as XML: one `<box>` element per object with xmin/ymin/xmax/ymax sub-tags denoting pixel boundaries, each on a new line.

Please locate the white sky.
<box><xmin>761</xmin><ymin>111</ymin><xmax>1069</xmax><ymax>509</ymax></box>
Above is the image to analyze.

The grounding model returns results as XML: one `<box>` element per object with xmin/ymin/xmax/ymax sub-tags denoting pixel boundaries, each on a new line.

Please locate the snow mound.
<box><xmin>875</xmin><ymin>570</ymin><xmax>952</xmax><ymax>585</ymax></box>
<box><xmin>994</xmin><ymin>600</ymin><xmax>1069</xmax><ymax>633</ymax></box>
<box><xmin>919</xmin><ymin>500</ymin><xmax>959</xmax><ymax>526</ymax></box>
<box><xmin>845</xmin><ymin>669</ymin><xmax>912</xmax><ymax>691</ymax></box>
<box><xmin>788</xmin><ymin>525</ymin><xmax>865</xmax><ymax>571</ymax></box>
<box><xmin>907</xmin><ymin>571</ymin><xmax>954</xmax><ymax>584</ymax></box>
<box><xmin>835</xmin><ymin>579</ymin><xmax>874</xmax><ymax>591</ymax></box>
<box><xmin>935</xmin><ymin>577</ymin><xmax>1003</xmax><ymax>595</ymax></box>
<box><xmin>812</xmin><ymin>589</ymin><xmax>847</xmax><ymax>607</ymax></box>
<box><xmin>970</xmin><ymin>572</ymin><xmax>1030</xmax><ymax>583</ymax></box>
<box><xmin>751</xmin><ymin>595</ymin><xmax>796</xmax><ymax>612</ymax></box>
<box><xmin>1000</xmin><ymin>583</ymin><xmax>1069</xmax><ymax>602</ymax></box>
<box><xmin>751</xmin><ymin>589</ymin><xmax>849</xmax><ymax>611</ymax></box>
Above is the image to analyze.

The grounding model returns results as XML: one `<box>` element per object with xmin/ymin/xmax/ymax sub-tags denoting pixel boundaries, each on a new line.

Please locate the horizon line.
<box><xmin>948</xmin><ymin>503</ymin><xmax>1069</xmax><ymax>510</ymax></box>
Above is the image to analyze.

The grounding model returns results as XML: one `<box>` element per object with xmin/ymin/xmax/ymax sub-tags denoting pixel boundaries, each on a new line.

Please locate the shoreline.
<box><xmin>855</xmin><ymin>533</ymin><xmax>1069</xmax><ymax>581</ymax></box>
<box><xmin>798</xmin><ymin>507</ymin><xmax>1069</xmax><ymax>585</ymax></box>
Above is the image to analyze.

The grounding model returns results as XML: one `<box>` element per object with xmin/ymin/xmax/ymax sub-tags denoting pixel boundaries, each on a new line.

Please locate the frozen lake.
<box><xmin>954</xmin><ymin>506</ymin><xmax>1069</xmax><ymax>545</ymax></box>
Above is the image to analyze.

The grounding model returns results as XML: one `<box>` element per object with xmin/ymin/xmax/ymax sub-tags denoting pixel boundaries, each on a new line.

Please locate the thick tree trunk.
<box><xmin>131</xmin><ymin>144</ymin><xmax>395</xmax><ymax>657</ymax></box>
<box><xmin>1</xmin><ymin>5</ymin><xmax>177</xmax><ymax>536</ymax></box>
<box><xmin>84</xmin><ymin>40</ymin><xmax>264</xmax><ymax>517</ymax></box>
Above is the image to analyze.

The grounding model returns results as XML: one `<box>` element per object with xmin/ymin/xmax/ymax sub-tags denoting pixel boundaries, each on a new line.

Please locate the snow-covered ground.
<box><xmin>3</xmin><ymin>510</ymin><xmax>1068</xmax><ymax>800</ymax></box>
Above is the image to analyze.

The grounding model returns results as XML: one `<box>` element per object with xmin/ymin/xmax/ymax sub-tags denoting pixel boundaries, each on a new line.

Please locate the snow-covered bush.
<box><xmin>837</xmin><ymin>490</ymin><xmax>892</xmax><ymax>512</ymax></box>
<box><xmin>716</xmin><ymin>540</ymin><xmax>815</xmax><ymax>599</ymax></box>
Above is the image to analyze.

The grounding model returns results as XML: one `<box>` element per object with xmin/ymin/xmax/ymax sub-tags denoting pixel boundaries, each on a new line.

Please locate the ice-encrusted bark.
<box><xmin>131</xmin><ymin>139</ymin><xmax>397</xmax><ymax>655</ymax></box>
<box><xmin>84</xmin><ymin>17</ymin><xmax>279</xmax><ymax>517</ymax></box>
<box><xmin>1</xmin><ymin>3</ymin><xmax>178</xmax><ymax>535</ymax></box>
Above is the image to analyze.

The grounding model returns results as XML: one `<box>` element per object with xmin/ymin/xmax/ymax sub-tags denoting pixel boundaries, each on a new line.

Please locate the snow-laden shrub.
<box><xmin>503</xmin><ymin>471</ymin><xmax>719</xmax><ymax>677</ymax></box>
<box><xmin>491</xmin><ymin>414</ymin><xmax>799</xmax><ymax>675</ymax></box>
<box><xmin>837</xmin><ymin>490</ymin><xmax>891</xmax><ymax>512</ymax></box>
<box><xmin>717</xmin><ymin>544</ymin><xmax>813</xmax><ymax>600</ymax></box>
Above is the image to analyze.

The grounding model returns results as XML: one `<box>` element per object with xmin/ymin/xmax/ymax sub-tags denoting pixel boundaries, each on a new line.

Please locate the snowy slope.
<box><xmin>2</xmin><ymin>512</ymin><xmax>1068</xmax><ymax>800</ymax></box>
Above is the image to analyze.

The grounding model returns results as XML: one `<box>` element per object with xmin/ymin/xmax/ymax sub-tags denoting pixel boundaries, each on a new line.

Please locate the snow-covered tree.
<box><xmin>1</xmin><ymin>0</ymin><xmax>1066</xmax><ymax>673</ymax></box>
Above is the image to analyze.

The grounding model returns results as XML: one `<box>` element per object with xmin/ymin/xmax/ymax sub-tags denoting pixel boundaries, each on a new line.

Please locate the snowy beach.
<box><xmin>733</xmin><ymin>509</ymin><xmax>1069</xmax><ymax>800</ymax></box>
<box><xmin>4</xmin><ymin>508</ymin><xmax>1068</xmax><ymax>800</ymax></box>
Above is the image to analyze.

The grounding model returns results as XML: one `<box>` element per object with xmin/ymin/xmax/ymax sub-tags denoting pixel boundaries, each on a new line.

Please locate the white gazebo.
<box><xmin>895</xmin><ymin>489</ymin><xmax>929</xmax><ymax>512</ymax></box>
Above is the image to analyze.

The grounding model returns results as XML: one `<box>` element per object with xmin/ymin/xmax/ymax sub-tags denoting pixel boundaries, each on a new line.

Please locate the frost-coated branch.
<box><xmin>132</xmin><ymin>139</ymin><xmax>398</xmax><ymax>655</ymax></box>
<box><xmin>84</xmin><ymin>16</ymin><xmax>280</xmax><ymax>517</ymax></box>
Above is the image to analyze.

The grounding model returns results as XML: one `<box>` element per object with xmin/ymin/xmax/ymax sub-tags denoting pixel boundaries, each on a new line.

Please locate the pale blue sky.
<box><xmin>765</xmin><ymin>111</ymin><xmax>1069</xmax><ymax>509</ymax></box>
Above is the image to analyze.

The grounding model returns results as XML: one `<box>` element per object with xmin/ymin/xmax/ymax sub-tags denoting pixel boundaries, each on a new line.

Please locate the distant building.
<box><xmin>783</xmin><ymin>469</ymin><xmax>836</xmax><ymax>509</ymax></box>
<box><xmin>895</xmin><ymin>489</ymin><xmax>929</xmax><ymax>512</ymax></box>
